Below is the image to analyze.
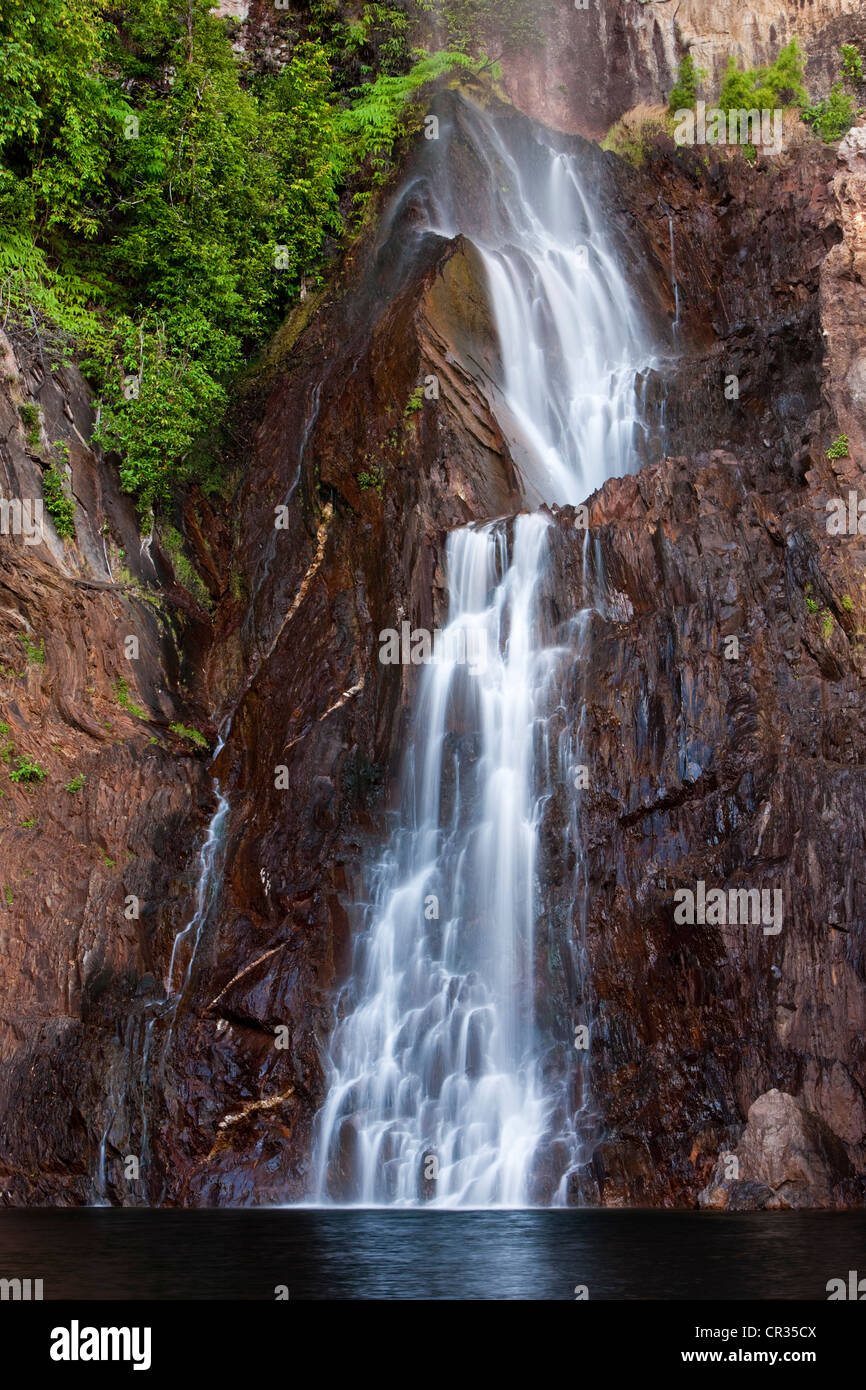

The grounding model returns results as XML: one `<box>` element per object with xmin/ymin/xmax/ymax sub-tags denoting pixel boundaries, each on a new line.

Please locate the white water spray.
<box><xmin>312</xmin><ymin>98</ymin><xmax>661</xmax><ymax>1206</ymax></box>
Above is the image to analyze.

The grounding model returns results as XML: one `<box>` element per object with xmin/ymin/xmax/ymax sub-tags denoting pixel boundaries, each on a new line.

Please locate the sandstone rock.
<box><xmin>698</xmin><ymin>1089</ymin><xmax>852</xmax><ymax>1208</ymax></box>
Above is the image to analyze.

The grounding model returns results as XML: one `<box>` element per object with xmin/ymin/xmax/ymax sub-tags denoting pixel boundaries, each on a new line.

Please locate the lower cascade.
<box><xmin>311</xmin><ymin>98</ymin><xmax>663</xmax><ymax>1206</ymax></box>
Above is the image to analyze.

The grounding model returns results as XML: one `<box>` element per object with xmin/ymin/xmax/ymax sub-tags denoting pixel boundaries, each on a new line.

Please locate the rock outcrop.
<box><xmin>698</xmin><ymin>1088</ymin><xmax>852</xmax><ymax>1208</ymax></box>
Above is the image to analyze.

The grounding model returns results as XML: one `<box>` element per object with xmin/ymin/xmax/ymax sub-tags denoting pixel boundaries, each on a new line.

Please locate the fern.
<box><xmin>336</xmin><ymin>50</ymin><xmax>480</xmax><ymax>185</ymax></box>
<box><xmin>0</xmin><ymin>231</ymin><xmax>104</xmax><ymax>346</ymax></box>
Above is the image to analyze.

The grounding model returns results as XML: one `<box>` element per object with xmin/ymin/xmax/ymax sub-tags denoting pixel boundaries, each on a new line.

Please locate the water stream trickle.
<box><xmin>134</xmin><ymin>731</ymin><xmax>231</xmax><ymax>1201</ymax></box>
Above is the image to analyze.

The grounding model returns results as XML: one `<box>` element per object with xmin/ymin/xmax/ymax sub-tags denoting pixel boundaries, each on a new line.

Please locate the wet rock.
<box><xmin>698</xmin><ymin>1089</ymin><xmax>852</xmax><ymax>1209</ymax></box>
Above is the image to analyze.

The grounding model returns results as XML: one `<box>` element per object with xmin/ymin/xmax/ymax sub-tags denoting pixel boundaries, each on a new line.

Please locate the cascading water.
<box><xmin>314</xmin><ymin>517</ymin><xmax>553</xmax><ymax>1204</ymax></box>
<box><xmin>312</xmin><ymin>96</ymin><xmax>663</xmax><ymax>1206</ymax></box>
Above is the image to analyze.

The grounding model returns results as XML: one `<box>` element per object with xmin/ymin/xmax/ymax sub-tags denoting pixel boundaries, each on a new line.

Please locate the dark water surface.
<box><xmin>1</xmin><ymin>1209</ymin><xmax>864</xmax><ymax>1300</ymax></box>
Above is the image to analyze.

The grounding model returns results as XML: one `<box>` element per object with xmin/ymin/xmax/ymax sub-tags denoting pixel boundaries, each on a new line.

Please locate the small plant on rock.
<box><xmin>169</xmin><ymin>722</ymin><xmax>209</xmax><ymax>751</ymax></box>
<box><xmin>113</xmin><ymin>678</ymin><xmax>147</xmax><ymax>719</ymax></box>
<box><xmin>826</xmin><ymin>434</ymin><xmax>850</xmax><ymax>459</ymax></box>
<box><xmin>9</xmin><ymin>757</ymin><xmax>47</xmax><ymax>784</ymax></box>
<box><xmin>41</xmin><ymin>466</ymin><xmax>76</xmax><ymax>540</ymax></box>
<box><xmin>19</xmin><ymin>403</ymin><xmax>41</xmax><ymax>449</ymax></box>
<box><xmin>16</xmin><ymin>634</ymin><xmax>45</xmax><ymax>665</ymax></box>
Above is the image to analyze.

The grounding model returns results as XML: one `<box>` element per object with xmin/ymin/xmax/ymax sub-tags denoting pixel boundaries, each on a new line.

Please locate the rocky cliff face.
<box><xmin>558</xmin><ymin>118</ymin><xmax>866</xmax><ymax>1207</ymax></box>
<box><xmin>497</xmin><ymin>0</ymin><xmax>866</xmax><ymax>138</ymax></box>
<box><xmin>124</xmin><ymin>103</ymin><xmax>864</xmax><ymax>1208</ymax></box>
<box><xmin>2</xmin><ymin>20</ymin><xmax>866</xmax><ymax>1209</ymax></box>
<box><xmin>525</xmin><ymin>122</ymin><xmax>866</xmax><ymax>1208</ymax></box>
<box><xmin>0</xmin><ymin>326</ymin><xmax>216</xmax><ymax>1203</ymax></box>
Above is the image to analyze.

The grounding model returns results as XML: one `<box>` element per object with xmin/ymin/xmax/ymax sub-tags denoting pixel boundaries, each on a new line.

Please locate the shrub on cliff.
<box><xmin>717</xmin><ymin>40</ymin><xmax>807</xmax><ymax>115</ymax></box>
<box><xmin>802</xmin><ymin>45</ymin><xmax>863</xmax><ymax>143</ymax></box>
<box><xmin>668</xmin><ymin>53</ymin><xmax>703</xmax><ymax>114</ymax></box>
<box><xmin>0</xmin><ymin>0</ymin><xmax>478</xmax><ymax>511</ymax></box>
<box><xmin>601</xmin><ymin>105</ymin><xmax>671</xmax><ymax>168</ymax></box>
<box><xmin>41</xmin><ymin>465</ymin><xmax>76</xmax><ymax>540</ymax></box>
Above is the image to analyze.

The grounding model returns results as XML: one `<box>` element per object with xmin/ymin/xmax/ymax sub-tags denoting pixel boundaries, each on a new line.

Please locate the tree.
<box><xmin>668</xmin><ymin>52</ymin><xmax>702</xmax><ymax>113</ymax></box>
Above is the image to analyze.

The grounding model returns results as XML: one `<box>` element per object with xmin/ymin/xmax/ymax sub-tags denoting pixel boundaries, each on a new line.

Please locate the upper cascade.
<box><xmin>391</xmin><ymin>95</ymin><xmax>661</xmax><ymax>507</ymax></box>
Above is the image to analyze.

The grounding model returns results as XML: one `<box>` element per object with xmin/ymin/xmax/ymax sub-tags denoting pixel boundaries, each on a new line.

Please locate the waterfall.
<box><xmin>312</xmin><ymin>97</ymin><xmax>661</xmax><ymax>1206</ymax></box>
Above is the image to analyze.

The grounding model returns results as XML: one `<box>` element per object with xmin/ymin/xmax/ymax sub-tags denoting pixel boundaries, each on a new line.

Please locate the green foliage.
<box><xmin>418</xmin><ymin>0</ymin><xmax>547</xmax><ymax>54</ymax></box>
<box><xmin>0</xmin><ymin>234</ymin><xmax>104</xmax><ymax>345</ymax></box>
<box><xmin>334</xmin><ymin>49</ymin><xmax>480</xmax><ymax>199</ymax></box>
<box><xmin>821</xmin><ymin>609</ymin><xmax>835</xmax><ymax>640</ymax></box>
<box><xmin>718</xmin><ymin>40</ymin><xmax>807</xmax><ymax>114</ymax></box>
<box><xmin>41</xmin><ymin>465</ymin><xmax>76</xmax><ymax>538</ymax></box>
<box><xmin>64</xmin><ymin>773</ymin><xmax>85</xmax><ymax>792</ymax></box>
<box><xmin>405</xmin><ymin>386</ymin><xmax>425</xmax><ymax>415</ymax></box>
<box><xmin>310</xmin><ymin>1</ymin><xmax>416</xmax><ymax>87</ymax></box>
<box><xmin>668</xmin><ymin>52</ymin><xmax>702</xmax><ymax>113</ymax></box>
<box><xmin>18</xmin><ymin>402</ymin><xmax>40</xmax><ymax>448</ymax></box>
<box><xmin>88</xmin><ymin>14</ymin><xmax>348</xmax><ymax>508</ymax></box>
<box><xmin>841</xmin><ymin>44</ymin><xmax>863</xmax><ymax>87</ymax></box>
<box><xmin>113</xmin><ymin>678</ymin><xmax>147</xmax><ymax>719</ymax></box>
<box><xmin>802</xmin><ymin>83</ymin><xmax>859</xmax><ymax>142</ymax></box>
<box><xmin>801</xmin><ymin>45</ymin><xmax>861</xmax><ymax>143</ymax></box>
<box><xmin>0</xmin><ymin>722</ymin><xmax>9</xmax><ymax>737</ymax></box>
<box><xmin>169</xmin><ymin>722</ymin><xmax>209</xmax><ymax>750</ymax></box>
<box><xmin>1</xmin><ymin>1</ymin><xmax>480</xmax><ymax>512</ymax></box>
<box><xmin>357</xmin><ymin>465</ymin><xmax>385</xmax><ymax>494</ymax></box>
<box><xmin>842</xmin><ymin>594</ymin><xmax>855</xmax><ymax>613</ymax></box>
<box><xmin>9</xmin><ymin>757</ymin><xmax>47</xmax><ymax>783</ymax></box>
<box><xmin>3</xmin><ymin>885</ymin><xmax>10</xmax><ymax>905</ymax></box>
<box><xmin>0</xmin><ymin>0</ymin><xmax>126</xmax><ymax>236</ymax></box>
<box><xmin>95</xmin><ymin>322</ymin><xmax>228</xmax><ymax>510</ymax></box>
<box><xmin>803</xmin><ymin>40</ymin><xmax>865</xmax><ymax>145</ymax></box>
<box><xmin>827</xmin><ymin>434</ymin><xmax>850</xmax><ymax>459</ymax></box>
<box><xmin>16</xmin><ymin>633</ymin><xmax>44</xmax><ymax>664</ymax></box>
